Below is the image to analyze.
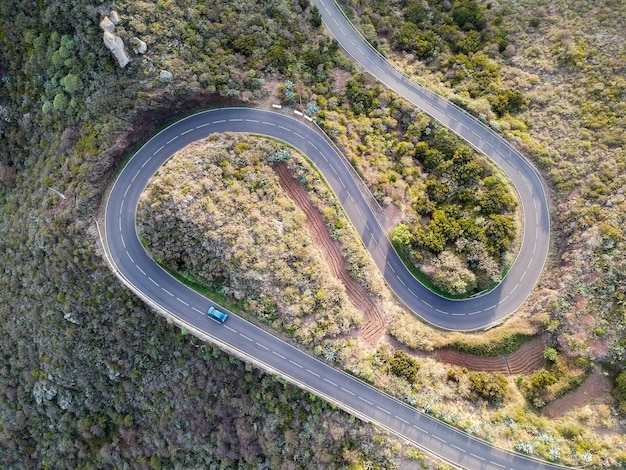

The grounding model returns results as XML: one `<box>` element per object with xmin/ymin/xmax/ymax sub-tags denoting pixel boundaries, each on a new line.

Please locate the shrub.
<box><xmin>468</xmin><ymin>371</ymin><xmax>508</xmax><ymax>402</ymax></box>
<box><xmin>389</xmin><ymin>351</ymin><xmax>421</xmax><ymax>383</ymax></box>
<box><xmin>614</xmin><ymin>371</ymin><xmax>626</xmax><ymax>414</ymax></box>
<box><xmin>544</xmin><ymin>347</ymin><xmax>558</xmax><ymax>362</ymax></box>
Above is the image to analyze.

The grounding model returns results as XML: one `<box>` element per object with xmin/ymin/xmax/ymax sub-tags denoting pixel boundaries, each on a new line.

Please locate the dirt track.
<box><xmin>435</xmin><ymin>335</ymin><xmax>548</xmax><ymax>375</ymax></box>
<box><xmin>274</xmin><ymin>163</ymin><xmax>388</xmax><ymax>343</ymax></box>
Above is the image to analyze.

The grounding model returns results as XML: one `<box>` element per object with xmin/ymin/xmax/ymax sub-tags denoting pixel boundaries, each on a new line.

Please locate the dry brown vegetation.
<box><xmin>138</xmin><ymin>134</ymin><xmax>365</xmax><ymax>344</ymax></box>
<box><xmin>274</xmin><ymin>162</ymin><xmax>389</xmax><ymax>344</ymax></box>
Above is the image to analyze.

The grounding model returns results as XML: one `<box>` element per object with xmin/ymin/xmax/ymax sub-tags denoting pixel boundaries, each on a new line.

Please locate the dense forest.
<box><xmin>1</xmin><ymin>0</ymin><xmax>625</xmax><ymax>467</ymax></box>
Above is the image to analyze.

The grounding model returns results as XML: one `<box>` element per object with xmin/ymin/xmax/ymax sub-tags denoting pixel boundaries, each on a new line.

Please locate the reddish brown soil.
<box><xmin>542</xmin><ymin>368</ymin><xmax>611</xmax><ymax>418</ymax></box>
<box><xmin>274</xmin><ymin>163</ymin><xmax>388</xmax><ymax>344</ymax></box>
<box><xmin>434</xmin><ymin>336</ymin><xmax>548</xmax><ymax>375</ymax></box>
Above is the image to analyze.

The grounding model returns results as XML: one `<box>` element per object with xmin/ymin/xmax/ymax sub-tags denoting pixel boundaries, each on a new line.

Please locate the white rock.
<box><xmin>159</xmin><ymin>70</ymin><xmax>173</xmax><ymax>82</ymax></box>
<box><xmin>103</xmin><ymin>31</ymin><xmax>131</xmax><ymax>68</ymax></box>
<box><xmin>109</xmin><ymin>10</ymin><xmax>120</xmax><ymax>25</ymax></box>
<box><xmin>131</xmin><ymin>37</ymin><xmax>148</xmax><ymax>54</ymax></box>
<box><xmin>99</xmin><ymin>16</ymin><xmax>115</xmax><ymax>33</ymax></box>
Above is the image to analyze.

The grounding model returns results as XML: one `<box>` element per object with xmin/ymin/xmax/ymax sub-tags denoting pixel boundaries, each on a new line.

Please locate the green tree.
<box><xmin>487</xmin><ymin>89</ymin><xmax>528</xmax><ymax>116</ymax></box>
<box><xmin>530</xmin><ymin>369</ymin><xmax>557</xmax><ymax>389</ymax></box>
<box><xmin>614</xmin><ymin>371</ymin><xmax>626</xmax><ymax>414</ymax></box>
<box><xmin>485</xmin><ymin>214</ymin><xmax>515</xmax><ymax>254</ymax></box>
<box><xmin>52</xmin><ymin>92</ymin><xmax>68</xmax><ymax>111</ymax></box>
<box><xmin>403</xmin><ymin>3</ymin><xmax>429</xmax><ymax>26</ymax></box>
<box><xmin>468</xmin><ymin>371</ymin><xmax>508</xmax><ymax>402</ymax></box>
<box><xmin>452</xmin><ymin>0</ymin><xmax>486</xmax><ymax>32</ymax></box>
<box><xmin>60</xmin><ymin>74</ymin><xmax>81</xmax><ymax>94</ymax></box>
<box><xmin>310</xmin><ymin>5</ymin><xmax>322</xmax><ymax>27</ymax></box>
<box><xmin>389</xmin><ymin>351</ymin><xmax>421</xmax><ymax>383</ymax></box>
<box><xmin>391</xmin><ymin>22</ymin><xmax>438</xmax><ymax>60</ymax></box>
<box><xmin>345</xmin><ymin>76</ymin><xmax>380</xmax><ymax>114</ymax></box>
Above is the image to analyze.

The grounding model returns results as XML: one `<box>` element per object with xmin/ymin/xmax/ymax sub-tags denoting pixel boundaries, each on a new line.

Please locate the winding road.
<box><xmin>101</xmin><ymin>1</ymin><xmax>555</xmax><ymax>469</ymax></box>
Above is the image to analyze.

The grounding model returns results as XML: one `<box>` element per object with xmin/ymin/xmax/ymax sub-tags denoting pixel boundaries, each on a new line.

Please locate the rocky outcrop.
<box><xmin>131</xmin><ymin>37</ymin><xmax>147</xmax><ymax>54</ymax></box>
<box><xmin>99</xmin><ymin>16</ymin><xmax>115</xmax><ymax>33</ymax></box>
<box><xmin>159</xmin><ymin>70</ymin><xmax>173</xmax><ymax>82</ymax></box>
<box><xmin>103</xmin><ymin>31</ymin><xmax>130</xmax><ymax>68</ymax></box>
<box><xmin>99</xmin><ymin>13</ymin><xmax>130</xmax><ymax>68</ymax></box>
<box><xmin>109</xmin><ymin>10</ymin><xmax>120</xmax><ymax>25</ymax></box>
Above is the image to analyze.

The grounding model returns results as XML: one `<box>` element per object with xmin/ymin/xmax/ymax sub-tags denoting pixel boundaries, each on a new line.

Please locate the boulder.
<box><xmin>109</xmin><ymin>10</ymin><xmax>120</xmax><ymax>25</ymax></box>
<box><xmin>159</xmin><ymin>70</ymin><xmax>173</xmax><ymax>82</ymax></box>
<box><xmin>103</xmin><ymin>31</ymin><xmax>131</xmax><ymax>68</ymax></box>
<box><xmin>99</xmin><ymin>16</ymin><xmax>115</xmax><ymax>33</ymax></box>
<box><xmin>131</xmin><ymin>37</ymin><xmax>148</xmax><ymax>55</ymax></box>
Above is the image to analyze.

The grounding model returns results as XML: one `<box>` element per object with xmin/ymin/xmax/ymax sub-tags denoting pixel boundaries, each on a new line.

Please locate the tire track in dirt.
<box><xmin>274</xmin><ymin>163</ymin><xmax>387</xmax><ymax>343</ymax></box>
<box><xmin>434</xmin><ymin>335</ymin><xmax>548</xmax><ymax>375</ymax></box>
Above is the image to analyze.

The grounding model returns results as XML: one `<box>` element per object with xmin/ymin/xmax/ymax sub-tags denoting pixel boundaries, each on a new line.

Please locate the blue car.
<box><xmin>207</xmin><ymin>306</ymin><xmax>228</xmax><ymax>323</ymax></box>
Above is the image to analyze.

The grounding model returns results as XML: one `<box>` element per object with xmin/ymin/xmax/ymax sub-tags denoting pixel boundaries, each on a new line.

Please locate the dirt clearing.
<box><xmin>274</xmin><ymin>162</ymin><xmax>388</xmax><ymax>344</ymax></box>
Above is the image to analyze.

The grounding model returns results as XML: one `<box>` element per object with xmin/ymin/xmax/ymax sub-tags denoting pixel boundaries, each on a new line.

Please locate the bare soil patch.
<box><xmin>379</xmin><ymin>202</ymin><xmax>404</xmax><ymax>233</ymax></box>
<box><xmin>434</xmin><ymin>335</ymin><xmax>548</xmax><ymax>375</ymax></box>
<box><xmin>542</xmin><ymin>368</ymin><xmax>611</xmax><ymax>418</ymax></box>
<box><xmin>274</xmin><ymin>163</ymin><xmax>388</xmax><ymax>344</ymax></box>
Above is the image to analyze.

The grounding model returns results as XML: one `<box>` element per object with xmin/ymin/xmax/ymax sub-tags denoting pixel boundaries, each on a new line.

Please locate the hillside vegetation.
<box><xmin>138</xmin><ymin>134</ymin><xmax>366</xmax><ymax>343</ymax></box>
<box><xmin>0</xmin><ymin>0</ymin><xmax>415</xmax><ymax>467</ymax></box>
<box><xmin>337</xmin><ymin>0</ymin><xmax>626</xmax><ymax>465</ymax></box>
<box><xmin>141</xmin><ymin>132</ymin><xmax>624</xmax><ymax>467</ymax></box>
<box><xmin>1</xmin><ymin>0</ymin><xmax>624</xmax><ymax>466</ymax></box>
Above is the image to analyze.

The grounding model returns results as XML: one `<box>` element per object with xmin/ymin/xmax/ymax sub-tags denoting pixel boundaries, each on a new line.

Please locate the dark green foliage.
<box><xmin>310</xmin><ymin>5</ymin><xmax>322</xmax><ymax>27</ymax></box>
<box><xmin>467</xmin><ymin>371</ymin><xmax>508</xmax><ymax>402</ymax></box>
<box><xmin>389</xmin><ymin>351</ymin><xmax>421</xmax><ymax>383</ymax></box>
<box><xmin>403</xmin><ymin>2</ymin><xmax>429</xmax><ymax>26</ymax></box>
<box><xmin>345</xmin><ymin>74</ymin><xmax>381</xmax><ymax>114</ymax></box>
<box><xmin>613</xmin><ymin>371</ymin><xmax>626</xmax><ymax>414</ymax></box>
<box><xmin>487</xmin><ymin>89</ymin><xmax>529</xmax><ymax>117</ymax></box>
<box><xmin>340</xmin><ymin>0</ymin><xmax>528</xmax><ymax>117</ymax></box>
<box><xmin>337</xmin><ymin>76</ymin><xmax>517</xmax><ymax>295</ymax></box>
<box><xmin>230</xmin><ymin>34</ymin><xmax>258</xmax><ymax>57</ymax></box>
<box><xmin>530</xmin><ymin>369</ymin><xmax>558</xmax><ymax>389</ymax></box>
<box><xmin>391</xmin><ymin>23</ymin><xmax>438</xmax><ymax>60</ymax></box>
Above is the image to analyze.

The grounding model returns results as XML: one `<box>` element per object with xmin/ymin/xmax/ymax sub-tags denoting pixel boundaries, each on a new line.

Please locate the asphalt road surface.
<box><xmin>101</xmin><ymin>1</ymin><xmax>556</xmax><ymax>468</ymax></box>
